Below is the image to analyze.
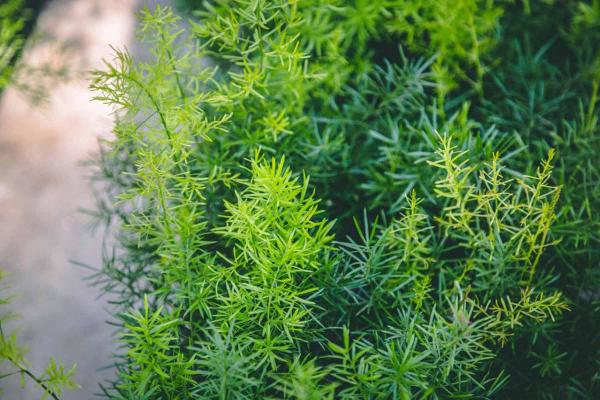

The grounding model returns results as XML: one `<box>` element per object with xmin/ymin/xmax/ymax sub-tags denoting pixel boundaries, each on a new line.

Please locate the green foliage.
<box><xmin>0</xmin><ymin>0</ymin><xmax>27</xmax><ymax>90</ymax></box>
<box><xmin>115</xmin><ymin>296</ymin><xmax>196</xmax><ymax>399</ymax></box>
<box><xmin>0</xmin><ymin>272</ymin><xmax>79</xmax><ymax>399</ymax></box>
<box><xmin>88</xmin><ymin>1</ymin><xmax>600</xmax><ymax>399</ymax></box>
<box><xmin>385</xmin><ymin>0</ymin><xmax>503</xmax><ymax>98</ymax></box>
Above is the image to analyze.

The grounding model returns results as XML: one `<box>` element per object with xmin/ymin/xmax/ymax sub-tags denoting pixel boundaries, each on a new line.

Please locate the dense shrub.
<box><xmin>89</xmin><ymin>1</ymin><xmax>599</xmax><ymax>399</ymax></box>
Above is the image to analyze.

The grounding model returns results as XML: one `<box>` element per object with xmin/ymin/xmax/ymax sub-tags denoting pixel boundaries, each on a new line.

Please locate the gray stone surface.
<box><xmin>0</xmin><ymin>1</ymin><xmax>147</xmax><ymax>398</ymax></box>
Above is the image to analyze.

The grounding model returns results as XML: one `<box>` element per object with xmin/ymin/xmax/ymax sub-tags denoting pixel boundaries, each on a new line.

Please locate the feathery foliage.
<box><xmin>87</xmin><ymin>1</ymin><xmax>599</xmax><ymax>398</ymax></box>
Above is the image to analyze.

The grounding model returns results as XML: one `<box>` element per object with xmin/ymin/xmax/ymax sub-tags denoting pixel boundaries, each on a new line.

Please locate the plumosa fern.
<box><xmin>86</xmin><ymin>1</ymin><xmax>600</xmax><ymax>399</ymax></box>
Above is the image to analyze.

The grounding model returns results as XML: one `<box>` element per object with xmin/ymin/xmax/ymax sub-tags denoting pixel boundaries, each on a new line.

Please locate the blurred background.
<box><xmin>0</xmin><ymin>0</ymin><xmax>173</xmax><ymax>398</ymax></box>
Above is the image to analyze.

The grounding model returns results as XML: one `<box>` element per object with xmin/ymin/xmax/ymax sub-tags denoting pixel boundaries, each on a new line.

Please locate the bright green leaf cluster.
<box><xmin>0</xmin><ymin>0</ymin><xmax>27</xmax><ymax>90</ymax></box>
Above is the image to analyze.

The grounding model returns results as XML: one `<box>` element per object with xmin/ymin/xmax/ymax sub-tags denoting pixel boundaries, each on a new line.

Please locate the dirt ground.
<box><xmin>0</xmin><ymin>1</ymin><xmax>158</xmax><ymax>398</ymax></box>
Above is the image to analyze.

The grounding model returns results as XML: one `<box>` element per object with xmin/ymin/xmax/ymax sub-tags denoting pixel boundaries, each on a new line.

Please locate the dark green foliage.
<box><xmin>89</xmin><ymin>1</ymin><xmax>600</xmax><ymax>398</ymax></box>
